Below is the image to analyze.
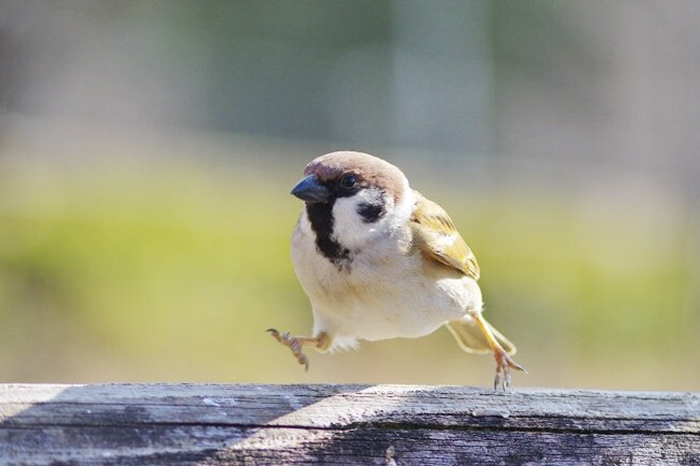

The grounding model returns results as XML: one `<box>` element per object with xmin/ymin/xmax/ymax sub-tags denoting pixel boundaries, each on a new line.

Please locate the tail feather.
<box><xmin>446</xmin><ymin>316</ymin><xmax>516</xmax><ymax>356</ymax></box>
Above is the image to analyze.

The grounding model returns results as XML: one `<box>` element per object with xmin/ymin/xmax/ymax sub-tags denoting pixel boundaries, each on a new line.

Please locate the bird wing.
<box><xmin>409</xmin><ymin>191</ymin><xmax>480</xmax><ymax>280</ymax></box>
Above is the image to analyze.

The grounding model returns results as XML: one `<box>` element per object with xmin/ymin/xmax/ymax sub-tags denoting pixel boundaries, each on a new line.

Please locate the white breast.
<box><xmin>291</xmin><ymin>196</ymin><xmax>483</xmax><ymax>352</ymax></box>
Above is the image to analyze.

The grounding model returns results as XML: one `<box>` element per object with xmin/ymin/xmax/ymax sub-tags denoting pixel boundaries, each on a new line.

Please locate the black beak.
<box><xmin>291</xmin><ymin>174</ymin><xmax>332</xmax><ymax>203</ymax></box>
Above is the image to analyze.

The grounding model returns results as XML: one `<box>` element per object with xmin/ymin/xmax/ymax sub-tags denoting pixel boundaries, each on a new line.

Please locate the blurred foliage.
<box><xmin>1</xmin><ymin>1</ymin><xmax>699</xmax><ymax>393</ymax></box>
<box><xmin>0</xmin><ymin>149</ymin><xmax>697</xmax><ymax>390</ymax></box>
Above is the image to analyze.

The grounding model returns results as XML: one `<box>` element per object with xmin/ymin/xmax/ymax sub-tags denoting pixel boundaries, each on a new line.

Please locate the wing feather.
<box><xmin>410</xmin><ymin>191</ymin><xmax>480</xmax><ymax>280</ymax></box>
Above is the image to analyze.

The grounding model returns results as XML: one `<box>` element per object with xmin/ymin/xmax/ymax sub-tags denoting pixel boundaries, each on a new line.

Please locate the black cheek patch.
<box><xmin>357</xmin><ymin>202</ymin><xmax>386</xmax><ymax>223</ymax></box>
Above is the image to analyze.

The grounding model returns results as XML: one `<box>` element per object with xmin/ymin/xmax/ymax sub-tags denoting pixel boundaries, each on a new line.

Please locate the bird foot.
<box><xmin>266</xmin><ymin>328</ymin><xmax>310</xmax><ymax>371</ymax></box>
<box><xmin>493</xmin><ymin>347</ymin><xmax>527</xmax><ymax>392</ymax></box>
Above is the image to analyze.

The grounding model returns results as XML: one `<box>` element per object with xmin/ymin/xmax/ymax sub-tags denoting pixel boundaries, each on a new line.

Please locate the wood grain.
<box><xmin>0</xmin><ymin>384</ymin><xmax>697</xmax><ymax>465</ymax></box>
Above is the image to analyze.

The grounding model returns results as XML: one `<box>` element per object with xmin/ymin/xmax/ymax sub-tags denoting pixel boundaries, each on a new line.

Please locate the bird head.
<box><xmin>291</xmin><ymin>151</ymin><xmax>413</xmax><ymax>252</ymax></box>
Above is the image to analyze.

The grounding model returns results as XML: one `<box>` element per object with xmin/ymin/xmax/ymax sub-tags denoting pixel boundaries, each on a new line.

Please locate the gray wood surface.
<box><xmin>0</xmin><ymin>383</ymin><xmax>697</xmax><ymax>465</ymax></box>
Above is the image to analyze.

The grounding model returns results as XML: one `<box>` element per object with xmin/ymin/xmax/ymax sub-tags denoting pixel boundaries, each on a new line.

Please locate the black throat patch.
<box><xmin>306</xmin><ymin>202</ymin><xmax>352</xmax><ymax>270</ymax></box>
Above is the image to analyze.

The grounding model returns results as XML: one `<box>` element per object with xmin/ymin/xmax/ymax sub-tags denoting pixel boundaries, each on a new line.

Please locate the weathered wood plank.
<box><xmin>0</xmin><ymin>384</ymin><xmax>697</xmax><ymax>465</ymax></box>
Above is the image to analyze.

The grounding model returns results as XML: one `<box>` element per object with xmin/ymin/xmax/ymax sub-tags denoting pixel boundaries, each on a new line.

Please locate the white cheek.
<box><xmin>332</xmin><ymin>188</ymin><xmax>389</xmax><ymax>250</ymax></box>
<box><xmin>393</xmin><ymin>177</ymin><xmax>413</xmax><ymax>220</ymax></box>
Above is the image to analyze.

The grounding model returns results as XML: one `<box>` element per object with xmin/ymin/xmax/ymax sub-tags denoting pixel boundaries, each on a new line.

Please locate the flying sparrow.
<box><xmin>268</xmin><ymin>151</ymin><xmax>526</xmax><ymax>390</ymax></box>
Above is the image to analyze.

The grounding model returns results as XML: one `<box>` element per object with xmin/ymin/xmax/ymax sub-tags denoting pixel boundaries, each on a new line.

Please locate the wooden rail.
<box><xmin>0</xmin><ymin>384</ymin><xmax>697</xmax><ymax>465</ymax></box>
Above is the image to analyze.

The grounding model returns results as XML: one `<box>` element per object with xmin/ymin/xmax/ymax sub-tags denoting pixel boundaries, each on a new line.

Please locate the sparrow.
<box><xmin>268</xmin><ymin>151</ymin><xmax>526</xmax><ymax>390</ymax></box>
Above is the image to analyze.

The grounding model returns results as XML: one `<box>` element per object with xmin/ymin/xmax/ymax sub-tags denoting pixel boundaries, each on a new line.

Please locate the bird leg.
<box><xmin>472</xmin><ymin>313</ymin><xmax>527</xmax><ymax>391</ymax></box>
<box><xmin>266</xmin><ymin>329</ymin><xmax>330</xmax><ymax>371</ymax></box>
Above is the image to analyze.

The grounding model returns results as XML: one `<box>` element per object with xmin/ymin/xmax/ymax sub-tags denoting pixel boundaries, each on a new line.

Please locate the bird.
<box><xmin>267</xmin><ymin>151</ymin><xmax>526</xmax><ymax>390</ymax></box>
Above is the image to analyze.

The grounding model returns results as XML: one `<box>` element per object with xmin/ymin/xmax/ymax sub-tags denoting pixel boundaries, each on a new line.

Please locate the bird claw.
<box><xmin>266</xmin><ymin>328</ymin><xmax>310</xmax><ymax>371</ymax></box>
<box><xmin>493</xmin><ymin>347</ymin><xmax>527</xmax><ymax>392</ymax></box>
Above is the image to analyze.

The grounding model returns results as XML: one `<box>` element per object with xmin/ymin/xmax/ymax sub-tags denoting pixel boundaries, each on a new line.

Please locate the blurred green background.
<box><xmin>1</xmin><ymin>1</ymin><xmax>699</xmax><ymax>391</ymax></box>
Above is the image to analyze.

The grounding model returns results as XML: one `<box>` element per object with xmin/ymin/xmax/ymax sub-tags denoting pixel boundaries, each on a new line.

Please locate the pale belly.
<box><xmin>309</xmin><ymin>272</ymin><xmax>479</xmax><ymax>342</ymax></box>
<box><xmin>291</xmin><ymin>230</ymin><xmax>482</xmax><ymax>347</ymax></box>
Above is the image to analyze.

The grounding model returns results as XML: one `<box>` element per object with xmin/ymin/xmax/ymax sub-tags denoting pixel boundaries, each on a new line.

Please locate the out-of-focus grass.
<box><xmin>0</xmin><ymin>153</ymin><xmax>698</xmax><ymax>390</ymax></box>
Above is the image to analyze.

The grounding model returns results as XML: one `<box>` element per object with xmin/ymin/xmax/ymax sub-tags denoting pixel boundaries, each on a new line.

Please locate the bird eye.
<box><xmin>340</xmin><ymin>174</ymin><xmax>358</xmax><ymax>190</ymax></box>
